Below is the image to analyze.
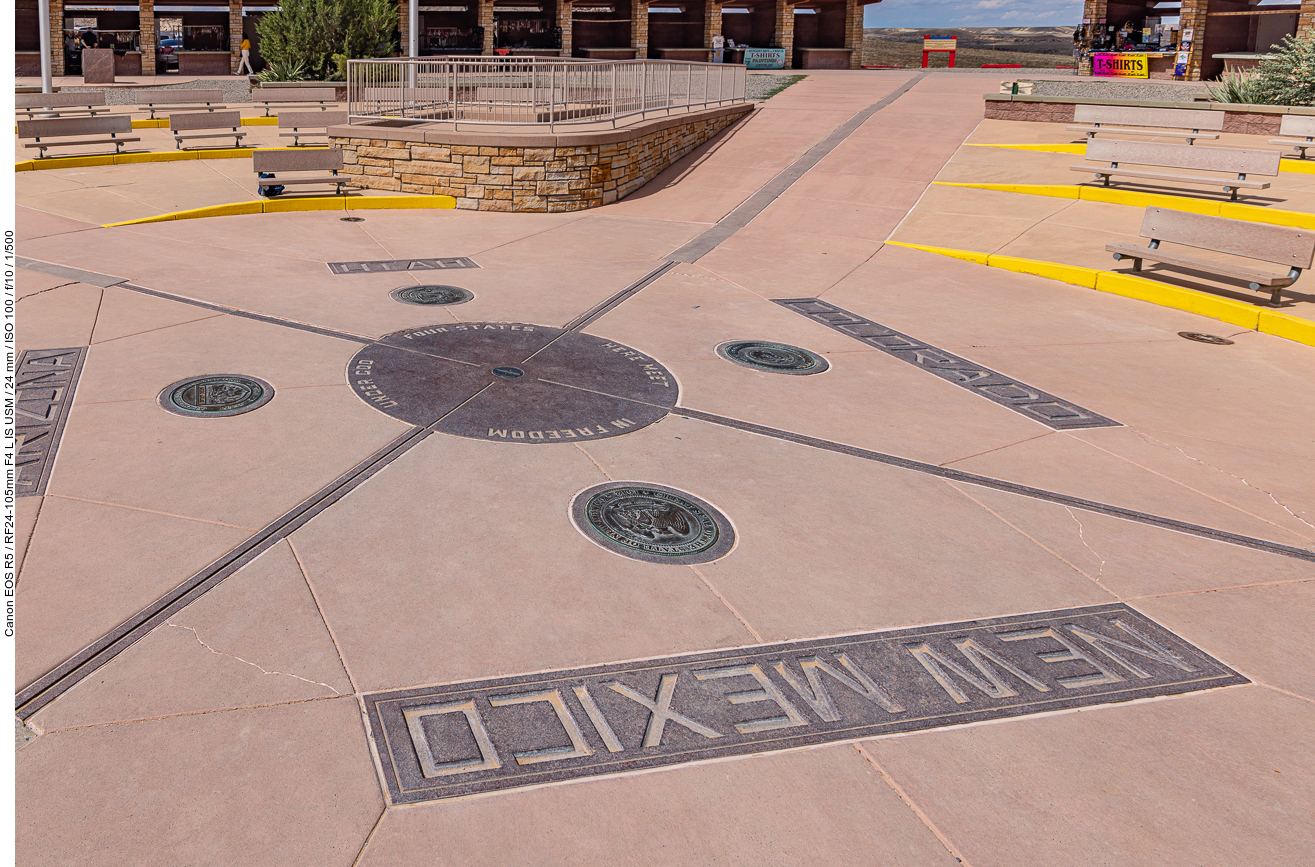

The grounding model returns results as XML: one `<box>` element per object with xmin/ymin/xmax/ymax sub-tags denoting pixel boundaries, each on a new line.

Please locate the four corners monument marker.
<box><xmin>8</xmin><ymin>32</ymin><xmax>1315</xmax><ymax>867</ymax></box>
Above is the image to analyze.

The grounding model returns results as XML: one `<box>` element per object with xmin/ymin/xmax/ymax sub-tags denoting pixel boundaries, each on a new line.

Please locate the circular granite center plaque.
<box><xmin>347</xmin><ymin>323</ymin><xmax>678</xmax><ymax>442</ymax></box>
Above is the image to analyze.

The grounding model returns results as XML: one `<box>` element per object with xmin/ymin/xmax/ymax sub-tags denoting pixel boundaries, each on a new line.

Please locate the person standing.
<box><xmin>237</xmin><ymin>35</ymin><xmax>254</xmax><ymax>74</ymax></box>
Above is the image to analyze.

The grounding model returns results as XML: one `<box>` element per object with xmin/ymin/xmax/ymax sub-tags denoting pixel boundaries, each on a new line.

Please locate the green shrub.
<box><xmin>254</xmin><ymin>59</ymin><xmax>308</xmax><ymax>82</ymax></box>
<box><xmin>1252</xmin><ymin>32</ymin><xmax>1315</xmax><ymax>106</ymax></box>
<box><xmin>1204</xmin><ymin>70</ymin><xmax>1266</xmax><ymax>104</ymax></box>
<box><xmin>256</xmin><ymin>0</ymin><xmax>397</xmax><ymax>80</ymax></box>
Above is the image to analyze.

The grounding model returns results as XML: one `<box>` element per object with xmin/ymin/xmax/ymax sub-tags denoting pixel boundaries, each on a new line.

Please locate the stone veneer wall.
<box><xmin>984</xmin><ymin>96</ymin><xmax>1311</xmax><ymax>135</ymax></box>
<box><xmin>330</xmin><ymin>103</ymin><xmax>753</xmax><ymax>212</ymax></box>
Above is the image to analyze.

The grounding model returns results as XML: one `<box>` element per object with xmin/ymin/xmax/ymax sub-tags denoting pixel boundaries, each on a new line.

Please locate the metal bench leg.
<box><xmin>1269</xmin><ymin>287</ymin><xmax>1282</xmax><ymax>306</ymax></box>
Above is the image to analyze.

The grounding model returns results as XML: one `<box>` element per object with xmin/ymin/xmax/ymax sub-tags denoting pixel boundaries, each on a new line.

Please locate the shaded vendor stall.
<box><xmin>791</xmin><ymin>0</ymin><xmax>851</xmax><ymax>68</ymax></box>
<box><xmin>62</xmin><ymin>5</ymin><xmax>143</xmax><ymax>76</ymax></box>
<box><xmin>647</xmin><ymin>2</ymin><xmax>709</xmax><ymax>60</ymax></box>
<box><xmin>420</xmin><ymin>2</ymin><xmax>483</xmax><ymax>54</ymax></box>
<box><xmin>494</xmin><ymin>0</ymin><xmax>561</xmax><ymax>56</ymax></box>
<box><xmin>571</xmin><ymin>0</ymin><xmax>635</xmax><ymax>58</ymax></box>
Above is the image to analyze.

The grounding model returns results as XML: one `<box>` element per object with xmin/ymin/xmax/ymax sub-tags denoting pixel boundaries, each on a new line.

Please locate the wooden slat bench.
<box><xmin>15</xmin><ymin>91</ymin><xmax>108</xmax><ymax>119</ymax></box>
<box><xmin>253</xmin><ymin>148</ymin><xmax>349</xmax><ymax>196</ymax></box>
<box><xmin>1072</xmin><ymin>139</ymin><xmax>1280</xmax><ymax>201</ymax></box>
<box><xmin>1107</xmin><ymin>206</ymin><xmax>1314</xmax><ymax>306</ymax></box>
<box><xmin>170</xmin><ymin>110</ymin><xmax>248</xmax><ymax>150</ymax></box>
<box><xmin>1269</xmin><ymin>114</ymin><xmax>1315</xmax><ymax>159</ymax></box>
<box><xmin>1068</xmin><ymin>105</ymin><xmax>1223</xmax><ymax>145</ymax></box>
<box><xmin>17</xmin><ymin>115</ymin><xmax>140</xmax><ymax>158</ymax></box>
<box><xmin>277</xmin><ymin>110</ymin><xmax>349</xmax><ymax>146</ymax></box>
<box><xmin>253</xmin><ymin>87</ymin><xmax>340</xmax><ymax>117</ymax></box>
<box><xmin>135</xmin><ymin>89</ymin><xmax>226</xmax><ymax>120</ymax></box>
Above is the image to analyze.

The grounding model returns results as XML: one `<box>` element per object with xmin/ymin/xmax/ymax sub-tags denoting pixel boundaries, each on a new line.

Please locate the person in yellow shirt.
<box><xmin>237</xmin><ymin>35</ymin><xmax>253</xmax><ymax>74</ymax></box>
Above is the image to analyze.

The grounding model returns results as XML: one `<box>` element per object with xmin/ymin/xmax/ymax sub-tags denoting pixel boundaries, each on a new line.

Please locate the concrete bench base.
<box><xmin>24</xmin><ymin>136</ymin><xmax>141</xmax><ymax>157</ymax></box>
<box><xmin>1071</xmin><ymin>165</ymin><xmax>1270</xmax><ymax>199</ymax></box>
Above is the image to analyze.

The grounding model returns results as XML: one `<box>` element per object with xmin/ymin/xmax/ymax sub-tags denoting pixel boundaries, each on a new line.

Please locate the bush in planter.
<box><xmin>256</xmin><ymin>0</ymin><xmax>396</xmax><ymax>81</ymax></box>
<box><xmin>1252</xmin><ymin>32</ymin><xmax>1315</xmax><ymax>106</ymax></box>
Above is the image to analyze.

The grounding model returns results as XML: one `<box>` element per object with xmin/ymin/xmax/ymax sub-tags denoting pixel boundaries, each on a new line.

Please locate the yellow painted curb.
<box><xmin>967</xmin><ymin>143</ymin><xmax>1086</xmax><ymax>155</ymax></box>
<box><xmin>987</xmin><ymin>254</ymin><xmax>1099</xmax><ymax>289</ymax></box>
<box><xmin>934</xmin><ymin>182</ymin><xmax>1315</xmax><ymax>229</ymax></box>
<box><xmin>128</xmin><ymin>117</ymin><xmax>275</xmax><ymax>129</ymax></box>
<box><xmin>1093</xmin><ymin>271</ymin><xmax>1261</xmax><ymax>329</ymax></box>
<box><xmin>102</xmin><ymin>195</ymin><xmax>457</xmax><ymax>227</ymax></box>
<box><xmin>265</xmin><ymin>197</ymin><xmax>352</xmax><ymax>214</ymax></box>
<box><xmin>1257</xmin><ymin>309</ymin><xmax>1315</xmax><ymax>344</ymax></box>
<box><xmin>890</xmin><ymin>242</ymin><xmax>1315</xmax><ymax>347</ymax></box>
<box><xmin>15</xmin><ymin>145</ymin><xmax>320</xmax><ymax>172</ymax></box>
<box><xmin>972</xmin><ymin>142</ymin><xmax>1315</xmax><ymax>178</ymax></box>
<box><xmin>885</xmin><ymin>241</ymin><xmax>989</xmax><ymax>265</ymax></box>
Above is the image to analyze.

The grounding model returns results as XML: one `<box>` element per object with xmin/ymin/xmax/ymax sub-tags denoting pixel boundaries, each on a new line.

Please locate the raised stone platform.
<box><xmin>329</xmin><ymin>102</ymin><xmax>754</xmax><ymax>212</ymax></box>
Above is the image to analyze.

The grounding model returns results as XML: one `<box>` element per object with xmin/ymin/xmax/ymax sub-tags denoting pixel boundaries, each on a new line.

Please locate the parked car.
<box><xmin>158</xmin><ymin>36</ymin><xmax>182</xmax><ymax>67</ymax></box>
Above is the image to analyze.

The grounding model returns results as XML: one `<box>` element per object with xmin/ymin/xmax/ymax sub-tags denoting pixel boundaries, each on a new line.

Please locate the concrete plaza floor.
<box><xmin>14</xmin><ymin>70</ymin><xmax>1315</xmax><ymax>866</ymax></box>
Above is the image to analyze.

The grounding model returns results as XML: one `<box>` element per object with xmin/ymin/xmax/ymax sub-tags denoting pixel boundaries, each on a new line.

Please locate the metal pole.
<box><xmin>38</xmin><ymin>0</ymin><xmax>53</xmax><ymax>93</ymax></box>
<box><xmin>409</xmin><ymin>0</ymin><xmax>419</xmax><ymax>57</ymax></box>
<box><xmin>408</xmin><ymin>0</ymin><xmax>419</xmax><ymax>90</ymax></box>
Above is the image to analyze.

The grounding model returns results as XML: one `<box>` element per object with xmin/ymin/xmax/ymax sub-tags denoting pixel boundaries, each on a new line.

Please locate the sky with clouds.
<box><xmin>863</xmin><ymin>0</ymin><xmax>1084</xmax><ymax>28</ymax></box>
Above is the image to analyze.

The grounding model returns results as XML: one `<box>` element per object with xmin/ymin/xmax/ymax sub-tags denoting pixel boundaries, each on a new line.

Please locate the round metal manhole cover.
<box><xmin>571</xmin><ymin>482</ymin><xmax>735</xmax><ymax>564</ymax></box>
<box><xmin>159</xmin><ymin>375</ymin><xmax>273</xmax><ymax>418</ymax></box>
<box><xmin>716</xmin><ymin>340</ymin><xmax>829</xmax><ymax>375</ymax></box>
<box><xmin>1178</xmin><ymin>332</ymin><xmax>1235</xmax><ymax>345</ymax></box>
<box><xmin>347</xmin><ymin>323</ymin><xmax>678</xmax><ymax>442</ymax></box>
<box><xmin>390</xmin><ymin>285</ymin><xmax>474</xmax><ymax>306</ymax></box>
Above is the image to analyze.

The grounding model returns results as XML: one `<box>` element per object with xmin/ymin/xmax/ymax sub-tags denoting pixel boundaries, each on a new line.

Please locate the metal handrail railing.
<box><xmin>347</xmin><ymin>56</ymin><xmax>747</xmax><ymax>131</ymax></box>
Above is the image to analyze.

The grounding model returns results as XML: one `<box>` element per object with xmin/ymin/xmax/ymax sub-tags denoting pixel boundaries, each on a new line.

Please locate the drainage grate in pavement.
<box><xmin>158</xmin><ymin>375</ymin><xmax>274</xmax><ymax>418</ymax></box>
<box><xmin>328</xmin><ymin>257</ymin><xmax>479</xmax><ymax>274</ymax></box>
<box><xmin>390</xmin><ymin>285</ymin><xmax>473</xmax><ymax>306</ymax></box>
<box><xmin>15</xmin><ymin>347</ymin><xmax>87</xmax><ymax>497</ymax></box>
<box><xmin>571</xmin><ymin>482</ymin><xmax>735</xmax><ymax>564</ymax></box>
<box><xmin>1178</xmin><ymin>332</ymin><xmax>1235</xmax><ymax>345</ymax></box>
<box><xmin>365</xmin><ymin>602</ymin><xmax>1246</xmax><ymax>805</ymax></box>
<box><xmin>716</xmin><ymin>340</ymin><xmax>829</xmax><ymax>375</ymax></box>
<box><xmin>774</xmin><ymin>298</ymin><xmax>1121</xmax><ymax>430</ymax></box>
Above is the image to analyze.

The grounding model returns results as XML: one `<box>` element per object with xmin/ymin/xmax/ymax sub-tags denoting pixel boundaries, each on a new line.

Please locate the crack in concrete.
<box><xmin>1064</xmin><ymin>506</ymin><xmax>1108</xmax><ymax>586</ymax></box>
<box><xmin>1130</xmin><ymin>428</ymin><xmax>1315</xmax><ymax>539</ymax></box>
<box><xmin>166</xmin><ymin>623</ymin><xmax>342</xmax><ymax>695</ymax></box>
<box><xmin>16</xmin><ymin>280</ymin><xmax>79</xmax><ymax>300</ymax></box>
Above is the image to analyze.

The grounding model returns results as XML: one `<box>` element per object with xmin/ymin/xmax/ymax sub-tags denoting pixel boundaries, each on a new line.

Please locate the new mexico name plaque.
<box><xmin>366</xmin><ymin>603</ymin><xmax>1246</xmax><ymax>804</ymax></box>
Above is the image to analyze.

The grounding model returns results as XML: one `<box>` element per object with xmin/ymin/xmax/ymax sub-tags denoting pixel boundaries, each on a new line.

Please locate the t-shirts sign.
<box><xmin>744</xmin><ymin>47</ymin><xmax>786</xmax><ymax>69</ymax></box>
<box><xmin>1092</xmin><ymin>52</ymin><xmax>1149</xmax><ymax>78</ymax></box>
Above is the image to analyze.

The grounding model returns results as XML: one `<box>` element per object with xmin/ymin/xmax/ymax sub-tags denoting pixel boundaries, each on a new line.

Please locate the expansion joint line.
<box><xmin>668</xmin><ymin>72</ymin><xmax>929</xmax><ymax>264</ymax></box>
<box><xmin>15</xmin><ymin>382</ymin><xmax>493</xmax><ymax>719</ymax></box>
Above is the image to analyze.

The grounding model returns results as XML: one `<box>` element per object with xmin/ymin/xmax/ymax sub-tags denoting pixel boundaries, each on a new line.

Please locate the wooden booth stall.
<box><xmin>61</xmin><ymin>4</ymin><xmax>143</xmax><ymax>76</ymax></box>
<box><xmin>1080</xmin><ymin>0</ymin><xmax>1313</xmax><ymax>80</ymax></box>
<box><xmin>1193</xmin><ymin>0</ymin><xmax>1301</xmax><ymax>79</ymax></box>
<box><xmin>719</xmin><ymin>0</ymin><xmax>775</xmax><ymax>62</ymax></box>
<box><xmin>648</xmin><ymin>2</ymin><xmax>709</xmax><ymax>60</ymax></box>
<box><xmin>493</xmin><ymin>0</ymin><xmax>562</xmax><ymax>56</ymax></box>
<box><xmin>177</xmin><ymin>9</ymin><xmax>230</xmax><ymax>74</ymax></box>
<box><xmin>791</xmin><ymin>0</ymin><xmax>852</xmax><ymax>68</ymax></box>
<box><xmin>420</xmin><ymin>2</ymin><xmax>483</xmax><ymax>54</ymax></box>
<box><xmin>571</xmin><ymin>0</ymin><xmax>635</xmax><ymax>58</ymax></box>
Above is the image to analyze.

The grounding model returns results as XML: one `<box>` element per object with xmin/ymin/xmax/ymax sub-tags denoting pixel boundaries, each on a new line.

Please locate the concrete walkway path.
<box><xmin>15</xmin><ymin>71</ymin><xmax>1315</xmax><ymax>867</ymax></box>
